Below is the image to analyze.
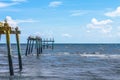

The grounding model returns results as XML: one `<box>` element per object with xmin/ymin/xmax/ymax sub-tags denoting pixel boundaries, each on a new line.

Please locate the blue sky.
<box><xmin>0</xmin><ymin>0</ymin><xmax>120</xmax><ymax>43</ymax></box>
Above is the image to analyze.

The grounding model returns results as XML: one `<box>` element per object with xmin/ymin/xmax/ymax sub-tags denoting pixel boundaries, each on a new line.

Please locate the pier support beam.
<box><xmin>25</xmin><ymin>39</ymin><xmax>29</xmax><ymax>56</ymax></box>
<box><xmin>15</xmin><ymin>27</ymin><xmax>22</xmax><ymax>71</ymax></box>
<box><xmin>6</xmin><ymin>28</ymin><xmax>14</xmax><ymax>76</ymax></box>
<box><xmin>31</xmin><ymin>40</ymin><xmax>34</xmax><ymax>53</ymax></box>
<box><xmin>36</xmin><ymin>39</ymin><xmax>39</xmax><ymax>56</ymax></box>
<box><xmin>28</xmin><ymin>40</ymin><xmax>32</xmax><ymax>54</ymax></box>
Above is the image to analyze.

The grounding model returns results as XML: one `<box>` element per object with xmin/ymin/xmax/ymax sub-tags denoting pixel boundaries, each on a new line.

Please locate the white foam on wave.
<box><xmin>80</xmin><ymin>54</ymin><xmax>107</xmax><ymax>58</ymax></box>
<box><xmin>0</xmin><ymin>69</ymin><xmax>9</xmax><ymax>73</ymax></box>
<box><xmin>80</xmin><ymin>53</ymin><xmax>120</xmax><ymax>59</ymax></box>
<box><xmin>63</xmin><ymin>52</ymin><xmax>70</xmax><ymax>55</ymax></box>
<box><xmin>26</xmin><ymin>51</ymin><xmax>120</xmax><ymax>59</ymax></box>
<box><xmin>40</xmin><ymin>52</ymin><xmax>71</xmax><ymax>56</ymax></box>
<box><xmin>0</xmin><ymin>68</ymin><xmax>19</xmax><ymax>73</ymax></box>
<box><xmin>0</xmin><ymin>54</ymin><xmax>3</xmax><ymax>56</ymax></box>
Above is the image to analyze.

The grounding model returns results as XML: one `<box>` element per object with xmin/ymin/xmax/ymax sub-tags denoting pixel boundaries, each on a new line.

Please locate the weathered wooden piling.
<box><xmin>6</xmin><ymin>26</ymin><xmax>14</xmax><ymax>76</ymax></box>
<box><xmin>42</xmin><ymin>38</ymin><xmax>54</xmax><ymax>49</ymax></box>
<box><xmin>36</xmin><ymin>39</ymin><xmax>39</xmax><ymax>56</ymax></box>
<box><xmin>52</xmin><ymin>38</ymin><xmax>54</xmax><ymax>49</ymax></box>
<box><xmin>0</xmin><ymin>19</ymin><xmax>22</xmax><ymax>76</ymax></box>
<box><xmin>31</xmin><ymin>40</ymin><xmax>34</xmax><ymax>53</ymax></box>
<box><xmin>25</xmin><ymin>36</ymin><xmax>54</xmax><ymax>56</ymax></box>
<box><xmin>25</xmin><ymin>36</ymin><xmax>42</xmax><ymax>56</ymax></box>
<box><xmin>25</xmin><ymin>39</ymin><xmax>29</xmax><ymax>56</ymax></box>
<box><xmin>28</xmin><ymin>39</ymin><xmax>32</xmax><ymax>54</ymax></box>
<box><xmin>40</xmin><ymin>39</ymin><xmax>42</xmax><ymax>53</ymax></box>
<box><xmin>15</xmin><ymin>27</ymin><xmax>22</xmax><ymax>71</ymax></box>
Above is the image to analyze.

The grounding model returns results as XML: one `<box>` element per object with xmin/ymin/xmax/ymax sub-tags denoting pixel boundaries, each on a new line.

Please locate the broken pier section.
<box><xmin>25</xmin><ymin>36</ymin><xmax>54</xmax><ymax>56</ymax></box>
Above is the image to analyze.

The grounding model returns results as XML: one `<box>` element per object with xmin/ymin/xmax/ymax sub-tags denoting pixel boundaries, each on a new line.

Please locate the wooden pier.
<box><xmin>0</xmin><ymin>20</ymin><xmax>22</xmax><ymax>76</ymax></box>
<box><xmin>42</xmin><ymin>38</ymin><xmax>54</xmax><ymax>49</ymax></box>
<box><xmin>25</xmin><ymin>36</ymin><xmax>54</xmax><ymax>56</ymax></box>
<box><xmin>25</xmin><ymin>36</ymin><xmax>42</xmax><ymax>56</ymax></box>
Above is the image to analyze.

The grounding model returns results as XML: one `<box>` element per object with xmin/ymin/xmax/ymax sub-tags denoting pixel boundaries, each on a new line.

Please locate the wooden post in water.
<box><xmin>36</xmin><ymin>39</ymin><xmax>39</xmax><ymax>56</ymax></box>
<box><xmin>6</xmin><ymin>29</ymin><xmax>14</xmax><ymax>76</ymax></box>
<box><xmin>15</xmin><ymin>27</ymin><xmax>22</xmax><ymax>71</ymax></box>
<box><xmin>38</xmin><ymin>39</ymin><xmax>40</xmax><ymax>54</ymax></box>
<box><xmin>25</xmin><ymin>39</ymin><xmax>29</xmax><ymax>56</ymax></box>
<box><xmin>40</xmin><ymin>38</ymin><xmax>42</xmax><ymax>53</ymax></box>
<box><xmin>28</xmin><ymin>39</ymin><xmax>32</xmax><ymax>54</ymax></box>
<box><xmin>4</xmin><ymin>20</ymin><xmax>14</xmax><ymax>76</ymax></box>
<box><xmin>46</xmin><ymin>38</ymin><xmax>48</xmax><ymax>49</ymax></box>
<box><xmin>0</xmin><ymin>19</ymin><xmax>22</xmax><ymax>76</ymax></box>
<box><xmin>52</xmin><ymin>38</ymin><xmax>54</xmax><ymax>50</ymax></box>
<box><xmin>31</xmin><ymin>40</ymin><xmax>34</xmax><ymax>53</ymax></box>
<box><xmin>42</xmin><ymin>39</ymin><xmax>45</xmax><ymax>49</ymax></box>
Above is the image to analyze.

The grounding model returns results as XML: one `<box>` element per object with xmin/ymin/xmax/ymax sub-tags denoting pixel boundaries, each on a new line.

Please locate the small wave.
<box><xmin>23</xmin><ymin>51</ymin><xmax>120</xmax><ymax>59</ymax></box>
<box><xmin>63</xmin><ymin>52</ymin><xmax>70</xmax><ymax>55</ymax></box>
<box><xmin>80</xmin><ymin>54</ymin><xmax>107</xmax><ymax>58</ymax></box>
<box><xmin>108</xmin><ymin>54</ymin><xmax>120</xmax><ymax>58</ymax></box>
<box><xmin>0</xmin><ymin>54</ymin><xmax>3</xmax><ymax>56</ymax></box>
<box><xmin>0</xmin><ymin>68</ymin><xmax>20</xmax><ymax>73</ymax></box>
<box><xmin>80</xmin><ymin>53</ymin><xmax>120</xmax><ymax>59</ymax></box>
<box><xmin>39</xmin><ymin>52</ymin><xmax>71</xmax><ymax>56</ymax></box>
<box><xmin>0</xmin><ymin>69</ymin><xmax>9</xmax><ymax>73</ymax></box>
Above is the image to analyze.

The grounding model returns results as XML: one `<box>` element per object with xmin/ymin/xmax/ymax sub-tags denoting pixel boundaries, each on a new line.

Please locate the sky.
<box><xmin>0</xmin><ymin>0</ymin><xmax>120</xmax><ymax>43</ymax></box>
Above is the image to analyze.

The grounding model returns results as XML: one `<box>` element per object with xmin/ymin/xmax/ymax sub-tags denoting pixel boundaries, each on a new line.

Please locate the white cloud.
<box><xmin>33</xmin><ymin>32</ymin><xmax>44</xmax><ymax>38</ymax></box>
<box><xmin>11</xmin><ymin>0</ymin><xmax>27</xmax><ymax>2</ymax></box>
<box><xmin>102</xmin><ymin>27</ymin><xmax>112</xmax><ymax>33</ymax></box>
<box><xmin>6</xmin><ymin>16</ymin><xmax>17</xmax><ymax>27</ymax></box>
<box><xmin>87</xmin><ymin>18</ymin><xmax>112</xmax><ymax>29</ymax></box>
<box><xmin>49</xmin><ymin>1</ymin><xmax>62</xmax><ymax>7</ymax></box>
<box><xmin>62</xmin><ymin>33</ymin><xmax>72</xmax><ymax>38</ymax></box>
<box><xmin>0</xmin><ymin>2</ymin><xmax>17</xmax><ymax>8</ymax></box>
<box><xmin>33</xmin><ymin>31</ymin><xmax>54</xmax><ymax>39</ymax></box>
<box><xmin>0</xmin><ymin>0</ymin><xmax>27</xmax><ymax>8</ymax></box>
<box><xmin>87</xmin><ymin>18</ymin><xmax>113</xmax><ymax>34</ymax></box>
<box><xmin>105</xmin><ymin>6</ymin><xmax>120</xmax><ymax>17</ymax></box>
<box><xmin>70</xmin><ymin>10</ymin><xmax>86</xmax><ymax>16</ymax></box>
<box><xmin>116</xmin><ymin>26</ymin><xmax>120</xmax><ymax>36</ymax></box>
<box><xmin>86</xmin><ymin>30</ymin><xmax>90</xmax><ymax>33</ymax></box>
<box><xmin>33</xmin><ymin>32</ymin><xmax>43</xmax><ymax>36</ymax></box>
<box><xmin>5</xmin><ymin>16</ymin><xmax>39</xmax><ymax>27</ymax></box>
<box><xmin>15</xmin><ymin>19</ymin><xmax>39</xmax><ymax>23</ymax></box>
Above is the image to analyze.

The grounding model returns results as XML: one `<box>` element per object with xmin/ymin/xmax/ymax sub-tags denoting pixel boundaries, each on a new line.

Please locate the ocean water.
<box><xmin>0</xmin><ymin>44</ymin><xmax>120</xmax><ymax>80</ymax></box>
